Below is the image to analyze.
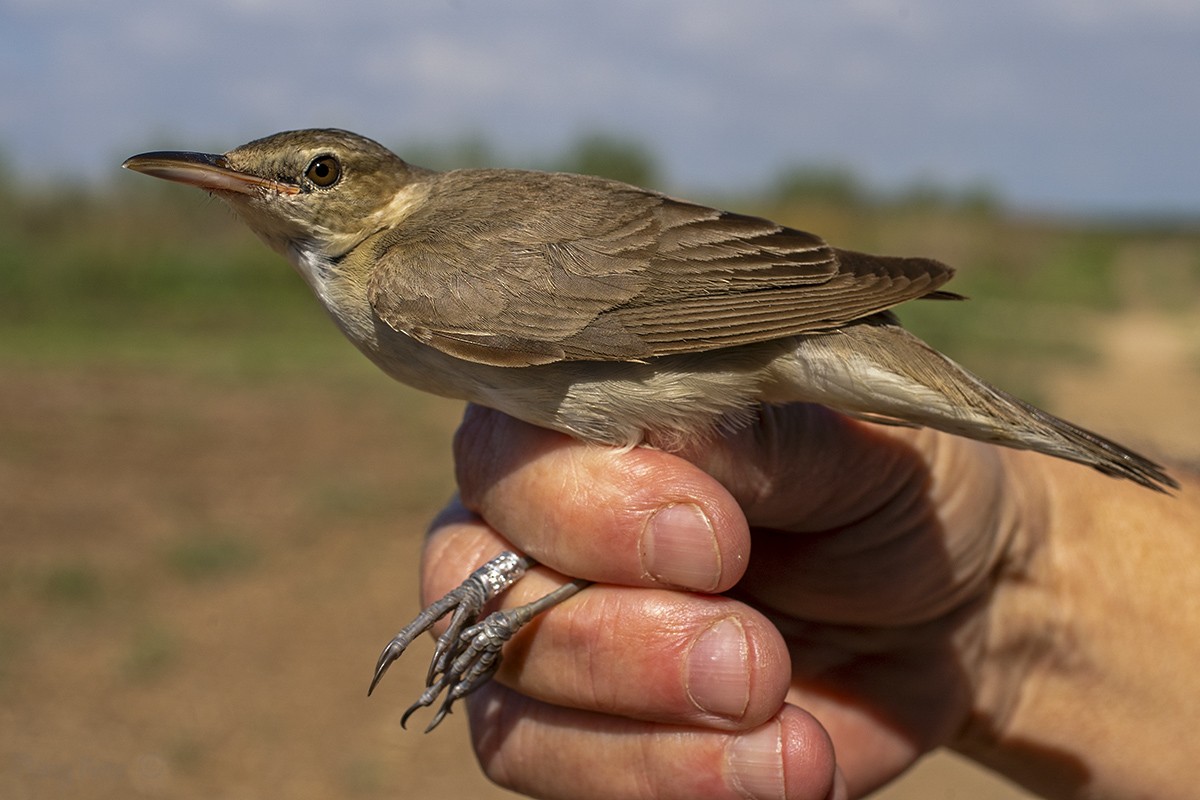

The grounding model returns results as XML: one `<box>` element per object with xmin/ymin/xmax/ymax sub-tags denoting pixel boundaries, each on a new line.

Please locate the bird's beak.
<box><xmin>122</xmin><ymin>151</ymin><xmax>300</xmax><ymax>196</ymax></box>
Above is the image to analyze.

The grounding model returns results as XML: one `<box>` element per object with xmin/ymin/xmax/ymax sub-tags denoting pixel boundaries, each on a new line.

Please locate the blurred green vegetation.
<box><xmin>1</xmin><ymin>137</ymin><xmax>1197</xmax><ymax>399</ymax></box>
<box><xmin>165</xmin><ymin>532</ymin><xmax>260</xmax><ymax>583</ymax></box>
<box><xmin>397</xmin><ymin>130</ymin><xmax>661</xmax><ymax>187</ymax></box>
<box><xmin>38</xmin><ymin>561</ymin><xmax>104</xmax><ymax>607</ymax></box>
<box><xmin>121</xmin><ymin>624</ymin><xmax>181</xmax><ymax>683</ymax></box>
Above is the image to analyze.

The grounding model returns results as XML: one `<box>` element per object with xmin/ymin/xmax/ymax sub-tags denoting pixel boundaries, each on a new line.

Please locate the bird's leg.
<box><xmin>369</xmin><ymin>551</ymin><xmax>532</xmax><ymax>695</ymax></box>
<box><xmin>402</xmin><ymin>578</ymin><xmax>590</xmax><ymax>731</ymax></box>
<box><xmin>368</xmin><ymin>550</ymin><xmax>591</xmax><ymax>731</ymax></box>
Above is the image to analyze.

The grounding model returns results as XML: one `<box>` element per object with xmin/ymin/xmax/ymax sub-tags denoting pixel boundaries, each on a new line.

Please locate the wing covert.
<box><xmin>366</xmin><ymin>170</ymin><xmax>953</xmax><ymax>366</ymax></box>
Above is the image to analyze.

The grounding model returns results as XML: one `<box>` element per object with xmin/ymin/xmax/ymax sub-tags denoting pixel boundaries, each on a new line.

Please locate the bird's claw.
<box><xmin>368</xmin><ymin>551</ymin><xmax>532</xmax><ymax>727</ymax></box>
<box><xmin>399</xmin><ymin>606</ymin><xmax>526</xmax><ymax>731</ymax></box>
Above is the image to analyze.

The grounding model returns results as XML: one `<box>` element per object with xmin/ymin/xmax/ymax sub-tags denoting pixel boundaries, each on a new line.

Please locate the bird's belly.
<box><xmin>363</xmin><ymin>322</ymin><xmax>788</xmax><ymax>449</ymax></box>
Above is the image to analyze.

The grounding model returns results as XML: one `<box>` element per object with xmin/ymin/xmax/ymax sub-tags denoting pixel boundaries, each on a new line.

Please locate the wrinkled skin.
<box><xmin>416</xmin><ymin>403</ymin><xmax>1044</xmax><ymax>799</ymax></box>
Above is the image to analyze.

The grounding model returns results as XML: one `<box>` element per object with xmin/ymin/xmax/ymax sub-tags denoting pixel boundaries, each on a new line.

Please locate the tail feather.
<box><xmin>783</xmin><ymin>321</ymin><xmax>1177</xmax><ymax>492</ymax></box>
<box><xmin>1000</xmin><ymin>391</ymin><xmax>1177</xmax><ymax>491</ymax></box>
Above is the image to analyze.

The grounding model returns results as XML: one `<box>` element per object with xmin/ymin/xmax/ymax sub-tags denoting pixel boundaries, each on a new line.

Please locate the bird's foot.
<box><xmin>369</xmin><ymin>550</ymin><xmax>591</xmax><ymax>731</ymax></box>
<box><xmin>369</xmin><ymin>551</ymin><xmax>531</xmax><ymax>698</ymax></box>
<box><xmin>400</xmin><ymin>579</ymin><xmax>590</xmax><ymax>730</ymax></box>
<box><xmin>399</xmin><ymin>603</ymin><xmax>533</xmax><ymax>731</ymax></box>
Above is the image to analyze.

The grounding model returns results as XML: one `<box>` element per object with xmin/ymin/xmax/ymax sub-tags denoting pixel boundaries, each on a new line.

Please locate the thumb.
<box><xmin>679</xmin><ymin>403</ymin><xmax>946</xmax><ymax>533</ymax></box>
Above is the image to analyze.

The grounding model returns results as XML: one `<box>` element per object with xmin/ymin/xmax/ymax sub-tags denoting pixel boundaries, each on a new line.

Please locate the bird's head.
<box><xmin>123</xmin><ymin>129</ymin><xmax>430</xmax><ymax>267</ymax></box>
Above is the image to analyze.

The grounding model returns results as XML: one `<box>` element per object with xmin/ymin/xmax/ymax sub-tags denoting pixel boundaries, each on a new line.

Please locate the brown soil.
<box><xmin>2</xmin><ymin>310</ymin><xmax>1196</xmax><ymax>799</ymax></box>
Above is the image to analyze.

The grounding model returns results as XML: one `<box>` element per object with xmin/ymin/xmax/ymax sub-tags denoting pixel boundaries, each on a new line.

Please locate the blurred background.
<box><xmin>2</xmin><ymin>2</ymin><xmax>1198</xmax><ymax>798</ymax></box>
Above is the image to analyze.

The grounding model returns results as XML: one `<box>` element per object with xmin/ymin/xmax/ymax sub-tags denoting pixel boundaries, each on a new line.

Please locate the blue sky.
<box><xmin>3</xmin><ymin>0</ymin><xmax>1198</xmax><ymax>214</ymax></box>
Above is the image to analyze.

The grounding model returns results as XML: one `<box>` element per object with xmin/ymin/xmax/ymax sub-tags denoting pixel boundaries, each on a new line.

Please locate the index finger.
<box><xmin>453</xmin><ymin>405</ymin><xmax>751</xmax><ymax>593</ymax></box>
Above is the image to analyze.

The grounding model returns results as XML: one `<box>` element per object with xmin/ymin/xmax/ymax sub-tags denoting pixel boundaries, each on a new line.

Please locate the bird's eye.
<box><xmin>304</xmin><ymin>155</ymin><xmax>341</xmax><ymax>188</ymax></box>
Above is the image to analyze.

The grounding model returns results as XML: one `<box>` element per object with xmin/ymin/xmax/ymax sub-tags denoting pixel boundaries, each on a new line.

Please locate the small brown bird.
<box><xmin>124</xmin><ymin>129</ymin><xmax>1175</xmax><ymax>728</ymax></box>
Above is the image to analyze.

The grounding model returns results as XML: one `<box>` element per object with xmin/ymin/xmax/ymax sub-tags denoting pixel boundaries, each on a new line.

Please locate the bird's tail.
<box><xmin>778</xmin><ymin>319</ymin><xmax>1177</xmax><ymax>492</ymax></box>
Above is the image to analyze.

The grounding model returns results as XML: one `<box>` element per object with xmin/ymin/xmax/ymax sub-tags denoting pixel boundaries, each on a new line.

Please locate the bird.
<box><xmin>123</xmin><ymin>128</ymin><xmax>1176</xmax><ymax>729</ymax></box>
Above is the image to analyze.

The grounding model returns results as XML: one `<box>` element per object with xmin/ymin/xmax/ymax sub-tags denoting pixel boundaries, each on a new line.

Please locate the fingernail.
<box><xmin>685</xmin><ymin>616</ymin><xmax>749</xmax><ymax>720</ymax></box>
<box><xmin>642</xmin><ymin>502</ymin><xmax>720</xmax><ymax>591</ymax></box>
<box><xmin>727</xmin><ymin>721</ymin><xmax>785</xmax><ymax>800</ymax></box>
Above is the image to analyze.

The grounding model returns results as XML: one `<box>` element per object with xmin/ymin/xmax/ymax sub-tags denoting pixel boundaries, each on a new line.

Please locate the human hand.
<box><xmin>418</xmin><ymin>402</ymin><xmax>1049</xmax><ymax>799</ymax></box>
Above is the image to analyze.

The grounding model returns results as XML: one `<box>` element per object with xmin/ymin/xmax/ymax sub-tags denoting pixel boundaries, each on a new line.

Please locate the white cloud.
<box><xmin>1</xmin><ymin>0</ymin><xmax>1197</xmax><ymax>212</ymax></box>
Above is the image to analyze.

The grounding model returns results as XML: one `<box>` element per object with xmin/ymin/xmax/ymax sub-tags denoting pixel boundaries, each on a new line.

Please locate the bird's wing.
<box><xmin>366</xmin><ymin>170</ymin><xmax>956</xmax><ymax>367</ymax></box>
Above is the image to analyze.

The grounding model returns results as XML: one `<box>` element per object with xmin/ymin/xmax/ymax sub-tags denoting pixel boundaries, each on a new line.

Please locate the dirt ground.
<box><xmin>2</xmin><ymin>308</ymin><xmax>1197</xmax><ymax>800</ymax></box>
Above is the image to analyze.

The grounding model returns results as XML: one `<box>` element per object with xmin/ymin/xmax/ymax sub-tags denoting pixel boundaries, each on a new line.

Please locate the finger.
<box><xmin>695</xmin><ymin>406</ymin><xmax>1011</xmax><ymax>626</ymax></box>
<box><xmin>678</xmin><ymin>403</ymin><xmax>974</xmax><ymax>532</ymax></box>
<box><xmin>467</xmin><ymin>683</ymin><xmax>842</xmax><ymax>800</ymax></box>
<box><xmin>420</xmin><ymin>505</ymin><xmax>791</xmax><ymax>729</ymax></box>
<box><xmin>455</xmin><ymin>403</ymin><xmax>985</xmax><ymax>554</ymax></box>
<box><xmin>783</xmin><ymin>680</ymin><xmax>931</xmax><ymax>799</ymax></box>
<box><xmin>453</xmin><ymin>405</ymin><xmax>751</xmax><ymax>592</ymax></box>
